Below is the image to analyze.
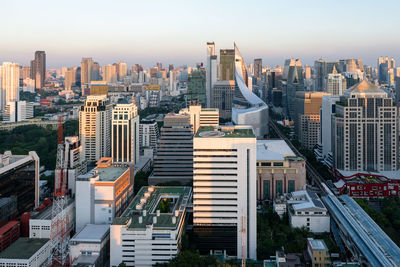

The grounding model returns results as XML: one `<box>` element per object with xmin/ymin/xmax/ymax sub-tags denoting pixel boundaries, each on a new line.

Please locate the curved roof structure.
<box><xmin>344</xmin><ymin>79</ymin><xmax>386</xmax><ymax>98</ymax></box>
<box><xmin>232</xmin><ymin>44</ymin><xmax>268</xmax><ymax>137</ymax></box>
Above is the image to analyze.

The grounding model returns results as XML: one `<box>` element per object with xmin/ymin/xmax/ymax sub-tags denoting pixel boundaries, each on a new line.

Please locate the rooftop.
<box><xmin>257</xmin><ymin>140</ymin><xmax>302</xmax><ymax>162</ymax></box>
<box><xmin>77</xmin><ymin>161</ymin><xmax>129</xmax><ymax>182</ymax></box>
<box><xmin>70</xmin><ymin>224</ymin><xmax>109</xmax><ymax>243</ymax></box>
<box><xmin>308</xmin><ymin>238</ymin><xmax>328</xmax><ymax>251</ymax></box>
<box><xmin>196</xmin><ymin>126</ymin><xmax>255</xmax><ymax>138</ymax></box>
<box><xmin>0</xmin><ymin>238</ymin><xmax>49</xmax><ymax>259</ymax></box>
<box><xmin>289</xmin><ymin>190</ymin><xmax>326</xmax><ymax>211</ymax></box>
<box><xmin>113</xmin><ymin>186</ymin><xmax>192</xmax><ymax>230</ymax></box>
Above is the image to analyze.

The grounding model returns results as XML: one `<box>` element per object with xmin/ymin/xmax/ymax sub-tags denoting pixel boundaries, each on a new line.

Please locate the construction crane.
<box><xmin>48</xmin><ymin>116</ymin><xmax>70</xmax><ymax>266</ymax></box>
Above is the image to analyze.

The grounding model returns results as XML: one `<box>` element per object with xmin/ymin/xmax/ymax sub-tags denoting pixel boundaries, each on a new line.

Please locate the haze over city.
<box><xmin>1</xmin><ymin>0</ymin><xmax>399</xmax><ymax>67</ymax></box>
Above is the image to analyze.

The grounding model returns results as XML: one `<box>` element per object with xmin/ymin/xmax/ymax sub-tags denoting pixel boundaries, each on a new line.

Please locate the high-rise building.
<box><xmin>116</xmin><ymin>61</ymin><xmax>127</xmax><ymax>81</ymax></box>
<box><xmin>324</xmin><ymin>66</ymin><xmax>346</xmax><ymax>95</ymax></box>
<box><xmin>102</xmin><ymin>64</ymin><xmax>117</xmax><ymax>83</ymax></box>
<box><xmin>79</xmin><ymin>95</ymin><xmax>112</xmax><ymax>163</ymax></box>
<box><xmin>254</xmin><ymin>58</ymin><xmax>262</xmax><ymax>80</ymax></box>
<box><xmin>294</xmin><ymin>91</ymin><xmax>330</xmax><ymax>150</ymax></box>
<box><xmin>178</xmin><ymin>104</ymin><xmax>219</xmax><ymax>134</ymax></box>
<box><xmin>378</xmin><ymin>56</ymin><xmax>396</xmax><ymax>84</ymax></box>
<box><xmin>187</xmin><ymin>69</ymin><xmax>206</xmax><ymax>106</ymax></box>
<box><xmin>80</xmin><ymin>58</ymin><xmax>100</xmax><ymax>95</ymax></box>
<box><xmin>206</xmin><ymin>42</ymin><xmax>217</xmax><ymax>108</ymax></box>
<box><xmin>232</xmin><ymin>44</ymin><xmax>269</xmax><ymax>137</ymax></box>
<box><xmin>64</xmin><ymin>67</ymin><xmax>76</xmax><ymax>90</ymax></box>
<box><xmin>0</xmin><ymin>62</ymin><xmax>20</xmax><ymax>111</ymax></box>
<box><xmin>30</xmin><ymin>51</ymin><xmax>46</xmax><ymax>89</ymax></box>
<box><xmin>219</xmin><ymin>49</ymin><xmax>235</xmax><ymax>81</ymax></box>
<box><xmin>333</xmin><ymin>80</ymin><xmax>398</xmax><ymax>171</ymax></box>
<box><xmin>64</xmin><ymin>136</ymin><xmax>87</xmax><ymax>196</ymax></box>
<box><xmin>314</xmin><ymin>59</ymin><xmax>340</xmax><ymax>91</ymax></box>
<box><xmin>2</xmin><ymin>101</ymin><xmax>34</xmax><ymax>122</ymax></box>
<box><xmin>20</xmin><ymin>66</ymin><xmax>30</xmax><ymax>80</ymax></box>
<box><xmin>111</xmin><ymin>99</ymin><xmax>140</xmax><ymax>165</ymax></box>
<box><xmin>149</xmin><ymin>113</ymin><xmax>193</xmax><ymax>185</ymax></box>
<box><xmin>139</xmin><ymin>119</ymin><xmax>159</xmax><ymax>155</ymax></box>
<box><xmin>211</xmin><ymin>80</ymin><xmax>235</xmax><ymax>120</ymax></box>
<box><xmin>281</xmin><ymin>59</ymin><xmax>304</xmax><ymax>118</ymax></box>
<box><xmin>193</xmin><ymin>125</ymin><xmax>257</xmax><ymax>259</ymax></box>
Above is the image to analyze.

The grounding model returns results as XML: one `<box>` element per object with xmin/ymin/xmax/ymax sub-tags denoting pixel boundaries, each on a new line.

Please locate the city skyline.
<box><xmin>1</xmin><ymin>0</ymin><xmax>399</xmax><ymax>68</ymax></box>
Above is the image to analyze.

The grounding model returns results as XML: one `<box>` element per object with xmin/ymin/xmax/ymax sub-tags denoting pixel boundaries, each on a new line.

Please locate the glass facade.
<box><xmin>263</xmin><ymin>180</ymin><xmax>270</xmax><ymax>199</ymax></box>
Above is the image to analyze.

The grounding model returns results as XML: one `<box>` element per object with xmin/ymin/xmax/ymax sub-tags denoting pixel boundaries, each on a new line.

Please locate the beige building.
<box><xmin>257</xmin><ymin>140</ymin><xmax>306</xmax><ymax>200</ymax></box>
<box><xmin>64</xmin><ymin>67</ymin><xmax>76</xmax><ymax>90</ymax></box>
<box><xmin>179</xmin><ymin>104</ymin><xmax>219</xmax><ymax>133</ymax></box>
<box><xmin>307</xmin><ymin>238</ymin><xmax>331</xmax><ymax>267</ymax></box>
<box><xmin>294</xmin><ymin>91</ymin><xmax>330</xmax><ymax>150</ymax></box>
<box><xmin>0</xmin><ymin>62</ymin><xmax>20</xmax><ymax>111</ymax></box>
<box><xmin>79</xmin><ymin>95</ymin><xmax>112</xmax><ymax>163</ymax></box>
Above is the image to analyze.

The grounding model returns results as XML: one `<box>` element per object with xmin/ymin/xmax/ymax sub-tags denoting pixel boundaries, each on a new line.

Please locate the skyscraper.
<box><xmin>64</xmin><ymin>67</ymin><xmax>76</xmax><ymax>90</ymax></box>
<box><xmin>281</xmin><ymin>59</ymin><xmax>304</xmax><ymax>118</ymax></box>
<box><xmin>30</xmin><ymin>51</ymin><xmax>46</xmax><ymax>89</ymax></box>
<box><xmin>206</xmin><ymin>42</ymin><xmax>217</xmax><ymax>108</ymax></box>
<box><xmin>211</xmin><ymin>80</ymin><xmax>235</xmax><ymax>120</ymax></box>
<box><xmin>116</xmin><ymin>61</ymin><xmax>127</xmax><ymax>81</ymax></box>
<box><xmin>333</xmin><ymin>80</ymin><xmax>398</xmax><ymax>171</ymax></box>
<box><xmin>0</xmin><ymin>62</ymin><xmax>20</xmax><ymax>111</ymax></box>
<box><xmin>102</xmin><ymin>64</ymin><xmax>117</xmax><ymax>83</ymax></box>
<box><xmin>178</xmin><ymin>104</ymin><xmax>219</xmax><ymax>134</ymax></box>
<box><xmin>80</xmin><ymin>57</ymin><xmax>100</xmax><ymax>95</ymax></box>
<box><xmin>149</xmin><ymin>113</ymin><xmax>193</xmax><ymax>185</ymax></box>
<box><xmin>219</xmin><ymin>49</ymin><xmax>235</xmax><ymax>81</ymax></box>
<box><xmin>254</xmin><ymin>58</ymin><xmax>262</xmax><ymax>80</ymax></box>
<box><xmin>187</xmin><ymin>69</ymin><xmax>206</xmax><ymax>106</ymax></box>
<box><xmin>79</xmin><ymin>95</ymin><xmax>112</xmax><ymax>163</ymax></box>
<box><xmin>193</xmin><ymin>125</ymin><xmax>257</xmax><ymax>259</ymax></box>
<box><xmin>324</xmin><ymin>66</ymin><xmax>346</xmax><ymax>95</ymax></box>
<box><xmin>232</xmin><ymin>44</ymin><xmax>269</xmax><ymax>137</ymax></box>
<box><xmin>111</xmin><ymin>99</ymin><xmax>140</xmax><ymax>165</ymax></box>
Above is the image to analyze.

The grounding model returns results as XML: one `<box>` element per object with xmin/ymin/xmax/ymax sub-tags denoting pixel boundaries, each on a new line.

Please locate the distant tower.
<box><xmin>206</xmin><ymin>42</ymin><xmax>217</xmax><ymax>108</ymax></box>
<box><xmin>0</xmin><ymin>62</ymin><xmax>20</xmax><ymax>111</ymax></box>
<box><xmin>30</xmin><ymin>51</ymin><xmax>46</xmax><ymax>89</ymax></box>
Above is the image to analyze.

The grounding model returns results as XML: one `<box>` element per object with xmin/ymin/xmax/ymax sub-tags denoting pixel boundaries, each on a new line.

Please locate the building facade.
<box><xmin>178</xmin><ymin>104</ymin><xmax>219</xmax><ymax>134</ymax></box>
<box><xmin>333</xmin><ymin>80</ymin><xmax>398</xmax><ymax>171</ymax></box>
<box><xmin>257</xmin><ymin>140</ymin><xmax>306</xmax><ymax>201</ymax></box>
<box><xmin>206</xmin><ymin>42</ymin><xmax>217</xmax><ymax>108</ymax></box>
<box><xmin>211</xmin><ymin>80</ymin><xmax>235</xmax><ymax>120</ymax></box>
<box><xmin>187</xmin><ymin>69</ymin><xmax>206</xmax><ymax>106</ymax></box>
<box><xmin>139</xmin><ymin>119</ymin><xmax>159</xmax><ymax>155</ymax></box>
<box><xmin>79</xmin><ymin>95</ymin><xmax>112</xmax><ymax>163</ymax></box>
<box><xmin>0</xmin><ymin>62</ymin><xmax>20</xmax><ymax>111</ymax></box>
<box><xmin>193</xmin><ymin>126</ymin><xmax>257</xmax><ymax>260</ymax></box>
<box><xmin>30</xmin><ymin>51</ymin><xmax>46</xmax><ymax>89</ymax></box>
<box><xmin>112</xmin><ymin>100</ymin><xmax>140</xmax><ymax>165</ymax></box>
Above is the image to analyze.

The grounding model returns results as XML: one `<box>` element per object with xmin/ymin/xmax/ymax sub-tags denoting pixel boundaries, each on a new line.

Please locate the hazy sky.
<box><xmin>1</xmin><ymin>0</ymin><xmax>399</xmax><ymax>68</ymax></box>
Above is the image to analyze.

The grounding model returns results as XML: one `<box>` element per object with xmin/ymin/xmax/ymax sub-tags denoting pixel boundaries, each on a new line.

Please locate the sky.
<box><xmin>0</xmin><ymin>0</ymin><xmax>399</xmax><ymax>68</ymax></box>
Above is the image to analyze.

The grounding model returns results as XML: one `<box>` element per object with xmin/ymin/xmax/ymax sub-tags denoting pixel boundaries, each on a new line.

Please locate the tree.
<box><xmin>134</xmin><ymin>171</ymin><xmax>150</xmax><ymax>194</ymax></box>
<box><xmin>154</xmin><ymin>251</ymin><xmax>218</xmax><ymax>267</ymax></box>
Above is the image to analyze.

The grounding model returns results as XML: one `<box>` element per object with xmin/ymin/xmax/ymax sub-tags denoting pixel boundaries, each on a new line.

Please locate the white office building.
<box><xmin>193</xmin><ymin>125</ymin><xmax>257</xmax><ymax>259</ymax></box>
<box><xmin>179</xmin><ymin>104</ymin><xmax>219</xmax><ymax>134</ymax></box>
<box><xmin>64</xmin><ymin>136</ymin><xmax>87</xmax><ymax>196</ymax></box>
<box><xmin>0</xmin><ymin>62</ymin><xmax>20</xmax><ymax>111</ymax></box>
<box><xmin>324</xmin><ymin>67</ymin><xmax>346</xmax><ymax>95</ymax></box>
<box><xmin>75</xmin><ymin>158</ymin><xmax>133</xmax><ymax>232</ymax></box>
<box><xmin>288</xmin><ymin>190</ymin><xmax>330</xmax><ymax>233</ymax></box>
<box><xmin>2</xmin><ymin>101</ymin><xmax>34</xmax><ymax>122</ymax></box>
<box><xmin>110</xmin><ymin>186</ymin><xmax>192</xmax><ymax>267</ymax></box>
<box><xmin>0</xmin><ymin>238</ymin><xmax>50</xmax><ymax>267</ymax></box>
<box><xmin>79</xmin><ymin>95</ymin><xmax>112</xmax><ymax>163</ymax></box>
<box><xmin>112</xmin><ymin>100</ymin><xmax>140</xmax><ymax>165</ymax></box>
<box><xmin>206</xmin><ymin>42</ymin><xmax>217</xmax><ymax>108</ymax></box>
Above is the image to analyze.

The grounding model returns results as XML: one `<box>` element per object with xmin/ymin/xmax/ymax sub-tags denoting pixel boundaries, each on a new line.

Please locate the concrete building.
<box><xmin>90</xmin><ymin>81</ymin><xmax>108</xmax><ymax>96</ymax></box>
<box><xmin>79</xmin><ymin>95</ymin><xmax>112</xmax><ymax>163</ymax></box>
<box><xmin>110</xmin><ymin>186</ymin><xmax>192</xmax><ymax>267</ymax></box>
<box><xmin>256</xmin><ymin>140</ymin><xmax>306</xmax><ymax>201</ymax></box>
<box><xmin>149</xmin><ymin>113</ymin><xmax>193</xmax><ymax>185</ymax></box>
<box><xmin>0</xmin><ymin>238</ymin><xmax>50</xmax><ymax>267</ymax></box>
<box><xmin>333</xmin><ymin>80</ymin><xmax>398</xmax><ymax>171</ymax></box>
<box><xmin>206</xmin><ymin>42</ymin><xmax>217</xmax><ymax>108</ymax></box>
<box><xmin>145</xmin><ymin>86</ymin><xmax>161</xmax><ymax>108</ymax></box>
<box><xmin>193</xmin><ymin>125</ymin><xmax>257</xmax><ymax>259</ymax></box>
<box><xmin>294</xmin><ymin>91</ymin><xmax>330</xmax><ymax>150</ymax></box>
<box><xmin>281</xmin><ymin>59</ymin><xmax>304</xmax><ymax>119</ymax></box>
<box><xmin>70</xmin><ymin>224</ymin><xmax>110</xmax><ymax>267</ymax></box>
<box><xmin>3</xmin><ymin>101</ymin><xmax>34</xmax><ymax>122</ymax></box>
<box><xmin>64</xmin><ymin>67</ymin><xmax>76</xmax><ymax>90</ymax></box>
<box><xmin>232</xmin><ymin>44</ymin><xmax>269</xmax><ymax>137</ymax></box>
<box><xmin>139</xmin><ymin>119</ymin><xmax>159</xmax><ymax>155</ymax></box>
<box><xmin>102</xmin><ymin>64</ymin><xmax>117</xmax><ymax>83</ymax></box>
<box><xmin>315</xmin><ymin>95</ymin><xmax>340</xmax><ymax>165</ymax></box>
<box><xmin>288</xmin><ymin>190</ymin><xmax>330</xmax><ymax>233</ymax></box>
<box><xmin>81</xmin><ymin>58</ymin><xmax>100</xmax><ymax>96</ymax></box>
<box><xmin>0</xmin><ymin>151</ymin><xmax>40</xmax><ymax>213</ymax></box>
<box><xmin>0</xmin><ymin>62</ymin><xmax>20</xmax><ymax>111</ymax></box>
<box><xmin>178</xmin><ymin>104</ymin><xmax>219</xmax><ymax>134</ymax></box>
<box><xmin>211</xmin><ymin>80</ymin><xmax>235</xmax><ymax>120</ymax></box>
<box><xmin>29</xmin><ymin>199</ymin><xmax>75</xmax><ymax>239</ymax></box>
<box><xmin>64</xmin><ymin>136</ymin><xmax>87</xmax><ymax>196</ymax></box>
<box><xmin>307</xmin><ymin>238</ymin><xmax>331</xmax><ymax>267</ymax></box>
<box><xmin>112</xmin><ymin>100</ymin><xmax>140</xmax><ymax>165</ymax></box>
<box><xmin>187</xmin><ymin>69</ymin><xmax>206</xmax><ymax>106</ymax></box>
<box><xmin>75</xmin><ymin>158</ymin><xmax>133</xmax><ymax>231</ymax></box>
<box><xmin>325</xmin><ymin>67</ymin><xmax>346</xmax><ymax>95</ymax></box>
<box><xmin>30</xmin><ymin>51</ymin><xmax>46</xmax><ymax>89</ymax></box>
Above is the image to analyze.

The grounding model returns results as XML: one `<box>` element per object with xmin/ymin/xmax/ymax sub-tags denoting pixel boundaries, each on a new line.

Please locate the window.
<box><xmin>273</xmin><ymin>162</ymin><xmax>284</xmax><ymax>166</ymax></box>
<box><xmin>263</xmin><ymin>180</ymin><xmax>270</xmax><ymax>199</ymax></box>
<box><xmin>288</xmin><ymin>181</ymin><xmax>295</xmax><ymax>193</ymax></box>
<box><xmin>261</xmin><ymin>162</ymin><xmax>271</xmax><ymax>167</ymax></box>
<box><xmin>276</xmin><ymin>181</ymin><xmax>282</xmax><ymax>196</ymax></box>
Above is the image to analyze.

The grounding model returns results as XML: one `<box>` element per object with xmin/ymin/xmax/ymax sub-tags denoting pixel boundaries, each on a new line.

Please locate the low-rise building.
<box><xmin>288</xmin><ymin>190</ymin><xmax>330</xmax><ymax>233</ymax></box>
<box><xmin>110</xmin><ymin>186</ymin><xmax>192</xmax><ymax>267</ymax></box>
<box><xmin>257</xmin><ymin>140</ymin><xmax>306</xmax><ymax>201</ymax></box>
<box><xmin>70</xmin><ymin>224</ymin><xmax>110</xmax><ymax>267</ymax></box>
<box><xmin>0</xmin><ymin>221</ymin><xmax>20</xmax><ymax>252</ymax></box>
<box><xmin>307</xmin><ymin>238</ymin><xmax>331</xmax><ymax>267</ymax></box>
<box><xmin>29</xmin><ymin>199</ymin><xmax>75</xmax><ymax>239</ymax></box>
<box><xmin>0</xmin><ymin>238</ymin><xmax>50</xmax><ymax>267</ymax></box>
<box><xmin>75</xmin><ymin>158</ymin><xmax>134</xmax><ymax>231</ymax></box>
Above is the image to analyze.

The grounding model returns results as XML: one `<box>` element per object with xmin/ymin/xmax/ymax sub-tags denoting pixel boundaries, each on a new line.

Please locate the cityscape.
<box><xmin>1</xmin><ymin>1</ymin><xmax>400</xmax><ymax>267</ymax></box>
